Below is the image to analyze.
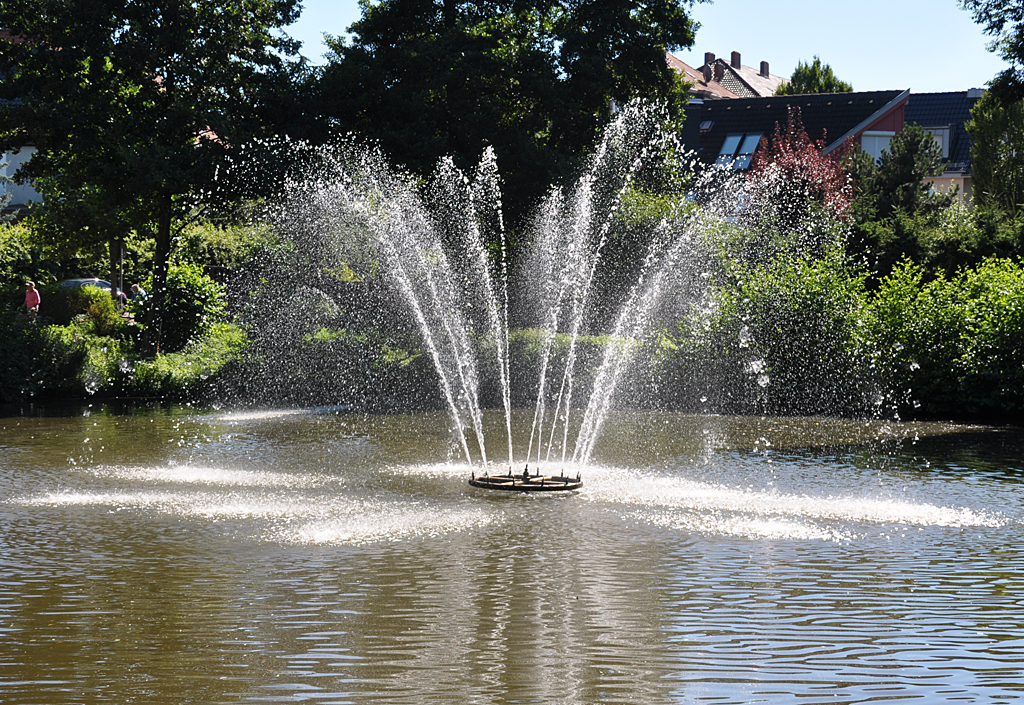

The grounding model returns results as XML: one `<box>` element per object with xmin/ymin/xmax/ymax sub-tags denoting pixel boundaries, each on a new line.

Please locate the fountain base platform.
<box><xmin>469</xmin><ymin>469</ymin><xmax>582</xmax><ymax>492</ymax></box>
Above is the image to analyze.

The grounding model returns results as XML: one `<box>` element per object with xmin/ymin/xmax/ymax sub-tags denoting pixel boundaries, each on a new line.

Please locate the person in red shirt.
<box><xmin>24</xmin><ymin>281</ymin><xmax>40</xmax><ymax>320</ymax></box>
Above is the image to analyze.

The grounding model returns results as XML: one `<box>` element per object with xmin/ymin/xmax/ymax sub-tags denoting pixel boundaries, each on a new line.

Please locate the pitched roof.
<box><xmin>690</xmin><ymin>90</ymin><xmax>908</xmax><ymax>165</ymax></box>
<box><xmin>904</xmin><ymin>90</ymin><xmax>983</xmax><ymax>174</ymax></box>
<box><xmin>722</xmin><ymin>61</ymin><xmax>787</xmax><ymax>98</ymax></box>
<box><xmin>667</xmin><ymin>52</ymin><xmax>787</xmax><ymax>101</ymax></box>
<box><xmin>666</xmin><ymin>53</ymin><xmax>739</xmax><ymax>100</ymax></box>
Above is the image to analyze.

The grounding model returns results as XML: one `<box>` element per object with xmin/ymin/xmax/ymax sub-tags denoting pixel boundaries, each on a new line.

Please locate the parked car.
<box><xmin>57</xmin><ymin>278</ymin><xmax>127</xmax><ymax>304</ymax></box>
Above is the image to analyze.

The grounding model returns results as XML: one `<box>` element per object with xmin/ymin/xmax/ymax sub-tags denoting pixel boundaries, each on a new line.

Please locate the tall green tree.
<box><xmin>961</xmin><ymin>0</ymin><xmax>1024</xmax><ymax>100</ymax></box>
<box><xmin>317</xmin><ymin>0</ymin><xmax>699</xmax><ymax>227</ymax></box>
<box><xmin>775</xmin><ymin>56</ymin><xmax>852</xmax><ymax>95</ymax></box>
<box><xmin>845</xmin><ymin>124</ymin><xmax>958</xmax><ymax>277</ymax></box>
<box><xmin>870</xmin><ymin>124</ymin><xmax>954</xmax><ymax>219</ymax></box>
<box><xmin>0</xmin><ymin>0</ymin><xmax>302</xmax><ymax>348</ymax></box>
<box><xmin>966</xmin><ymin>89</ymin><xmax>1024</xmax><ymax>218</ymax></box>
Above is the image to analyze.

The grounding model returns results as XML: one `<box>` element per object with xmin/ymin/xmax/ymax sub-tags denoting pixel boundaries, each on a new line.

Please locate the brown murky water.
<box><xmin>2</xmin><ymin>404</ymin><xmax>1022</xmax><ymax>703</ymax></box>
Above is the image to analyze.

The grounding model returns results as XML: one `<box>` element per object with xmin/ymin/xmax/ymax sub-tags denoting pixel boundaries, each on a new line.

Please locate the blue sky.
<box><xmin>286</xmin><ymin>0</ymin><xmax>1007</xmax><ymax>93</ymax></box>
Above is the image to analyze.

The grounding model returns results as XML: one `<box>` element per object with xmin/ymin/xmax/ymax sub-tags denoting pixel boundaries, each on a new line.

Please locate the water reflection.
<box><xmin>1</xmin><ymin>406</ymin><xmax>1023</xmax><ymax>703</ymax></box>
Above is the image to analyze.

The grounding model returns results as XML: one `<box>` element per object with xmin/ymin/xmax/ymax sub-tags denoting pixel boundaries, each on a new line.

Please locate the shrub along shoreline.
<box><xmin>3</xmin><ymin>251</ymin><xmax>1022</xmax><ymax>425</ymax></box>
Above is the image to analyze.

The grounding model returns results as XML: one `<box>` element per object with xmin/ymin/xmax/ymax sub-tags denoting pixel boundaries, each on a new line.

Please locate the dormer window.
<box><xmin>922</xmin><ymin>127</ymin><xmax>951</xmax><ymax>159</ymax></box>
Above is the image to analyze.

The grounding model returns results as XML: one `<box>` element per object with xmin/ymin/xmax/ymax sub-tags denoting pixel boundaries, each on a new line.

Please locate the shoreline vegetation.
<box><xmin>2</xmin><ymin>207</ymin><xmax>1022</xmax><ymax>425</ymax></box>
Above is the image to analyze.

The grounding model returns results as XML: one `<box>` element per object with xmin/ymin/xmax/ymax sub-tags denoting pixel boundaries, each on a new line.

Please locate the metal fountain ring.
<box><xmin>469</xmin><ymin>467</ymin><xmax>582</xmax><ymax>492</ymax></box>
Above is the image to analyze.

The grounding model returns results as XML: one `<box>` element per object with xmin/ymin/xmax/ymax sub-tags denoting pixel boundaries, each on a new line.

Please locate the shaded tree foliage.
<box><xmin>317</xmin><ymin>0</ymin><xmax>699</xmax><ymax>227</ymax></box>
<box><xmin>967</xmin><ymin>89</ymin><xmax>1024</xmax><ymax>219</ymax></box>
<box><xmin>775</xmin><ymin>55</ymin><xmax>852</xmax><ymax>95</ymax></box>
<box><xmin>0</xmin><ymin>0</ymin><xmax>303</xmax><ymax>350</ymax></box>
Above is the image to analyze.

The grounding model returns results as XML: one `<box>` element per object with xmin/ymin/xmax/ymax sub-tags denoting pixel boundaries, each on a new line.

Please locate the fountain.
<box><xmin>249</xmin><ymin>102</ymin><xmax>718</xmax><ymax>490</ymax></box>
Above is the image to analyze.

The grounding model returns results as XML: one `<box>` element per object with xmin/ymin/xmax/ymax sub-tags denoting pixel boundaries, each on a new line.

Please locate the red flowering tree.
<box><xmin>744</xmin><ymin>107</ymin><xmax>851</xmax><ymax>236</ymax></box>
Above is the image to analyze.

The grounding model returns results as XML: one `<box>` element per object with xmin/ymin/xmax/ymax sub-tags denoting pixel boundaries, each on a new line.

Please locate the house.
<box><xmin>904</xmin><ymin>89</ymin><xmax>984</xmax><ymax>200</ymax></box>
<box><xmin>683</xmin><ymin>89</ymin><xmax>910</xmax><ymax>170</ymax></box>
<box><xmin>667</xmin><ymin>51</ymin><xmax>787</xmax><ymax>101</ymax></box>
<box><xmin>1</xmin><ymin>145</ymin><xmax>41</xmax><ymax>208</ymax></box>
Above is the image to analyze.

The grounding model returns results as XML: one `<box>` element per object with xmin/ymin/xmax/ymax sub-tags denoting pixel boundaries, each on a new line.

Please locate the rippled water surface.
<box><xmin>2</xmin><ymin>404</ymin><xmax>1023</xmax><ymax>704</ymax></box>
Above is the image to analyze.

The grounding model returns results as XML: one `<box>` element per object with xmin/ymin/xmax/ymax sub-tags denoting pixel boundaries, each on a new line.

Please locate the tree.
<box><xmin>0</xmin><ymin>0</ymin><xmax>302</xmax><ymax>350</ymax></box>
<box><xmin>961</xmin><ymin>0</ymin><xmax>1024</xmax><ymax>100</ymax></box>
<box><xmin>871</xmin><ymin>124</ymin><xmax>954</xmax><ymax>219</ymax></box>
<box><xmin>845</xmin><ymin>124</ymin><xmax>953</xmax><ymax>223</ymax></box>
<box><xmin>966</xmin><ymin>89</ymin><xmax>1024</xmax><ymax>218</ymax></box>
<box><xmin>845</xmin><ymin>124</ymin><xmax>959</xmax><ymax>277</ymax></box>
<box><xmin>316</xmin><ymin>0</ymin><xmax>698</xmax><ymax>227</ymax></box>
<box><xmin>775</xmin><ymin>56</ymin><xmax>852</xmax><ymax>95</ymax></box>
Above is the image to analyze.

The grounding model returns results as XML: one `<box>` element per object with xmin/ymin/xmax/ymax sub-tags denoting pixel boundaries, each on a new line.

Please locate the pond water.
<box><xmin>2</xmin><ymin>405</ymin><xmax>1023</xmax><ymax>704</ymax></box>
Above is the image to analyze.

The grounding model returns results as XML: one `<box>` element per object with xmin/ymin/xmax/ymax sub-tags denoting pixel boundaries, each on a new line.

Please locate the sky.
<box><xmin>286</xmin><ymin>0</ymin><xmax>1008</xmax><ymax>94</ymax></box>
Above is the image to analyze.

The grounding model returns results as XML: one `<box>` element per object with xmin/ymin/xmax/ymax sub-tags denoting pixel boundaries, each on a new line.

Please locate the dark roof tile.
<box><xmin>904</xmin><ymin>91</ymin><xmax>981</xmax><ymax>173</ymax></box>
<box><xmin>691</xmin><ymin>90</ymin><xmax>906</xmax><ymax>164</ymax></box>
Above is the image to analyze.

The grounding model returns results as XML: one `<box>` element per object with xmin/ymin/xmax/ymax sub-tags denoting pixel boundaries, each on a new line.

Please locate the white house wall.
<box><xmin>1</xmin><ymin>147</ymin><xmax>42</xmax><ymax>206</ymax></box>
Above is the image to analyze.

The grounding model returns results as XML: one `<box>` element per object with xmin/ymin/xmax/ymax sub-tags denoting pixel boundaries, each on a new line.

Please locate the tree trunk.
<box><xmin>108</xmin><ymin>237</ymin><xmax>121</xmax><ymax>309</ymax></box>
<box><xmin>143</xmin><ymin>190</ymin><xmax>173</xmax><ymax>355</ymax></box>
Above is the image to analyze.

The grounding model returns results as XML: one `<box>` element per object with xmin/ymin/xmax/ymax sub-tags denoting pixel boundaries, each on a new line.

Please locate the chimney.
<box><xmin>731</xmin><ymin>51</ymin><xmax>741</xmax><ymax>68</ymax></box>
<box><xmin>703</xmin><ymin>53</ymin><xmax>715</xmax><ymax>83</ymax></box>
<box><xmin>760</xmin><ymin>61</ymin><xmax>770</xmax><ymax>77</ymax></box>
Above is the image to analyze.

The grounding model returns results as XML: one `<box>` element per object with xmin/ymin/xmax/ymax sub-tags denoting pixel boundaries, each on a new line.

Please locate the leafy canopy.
<box><xmin>775</xmin><ymin>56</ymin><xmax>852</xmax><ymax>95</ymax></box>
<box><xmin>961</xmin><ymin>0</ymin><xmax>1024</xmax><ymax>99</ymax></box>
<box><xmin>0</xmin><ymin>0</ymin><xmax>302</xmax><ymax>198</ymax></box>
<box><xmin>317</xmin><ymin>0</ymin><xmax>700</xmax><ymax>227</ymax></box>
<box><xmin>0</xmin><ymin>0</ymin><xmax>303</xmax><ymax>349</ymax></box>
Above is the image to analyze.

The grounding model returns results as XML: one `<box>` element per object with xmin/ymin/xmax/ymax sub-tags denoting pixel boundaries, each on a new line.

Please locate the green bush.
<box><xmin>142</xmin><ymin>262</ymin><xmax>226</xmax><ymax>354</ymax></box>
<box><xmin>868</xmin><ymin>257</ymin><xmax>1024</xmax><ymax>419</ymax></box>
<box><xmin>129</xmin><ymin>322</ymin><xmax>248</xmax><ymax>397</ymax></box>
<box><xmin>0</xmin><ymin>317</ymin><xmax>88</xmax><ymax>401</ymax></box>
<box><xmin>41</xmin><ymin>284</ymin><xmax>131</xmax><ymax>335</ymax></box>
<box><xmin>852</xmin><ymin>201</ymin><xmax>1024</xmax><ymax>282</ymax></box>
<box><xmin>660</xmin><ymin>248</ymin><xmax>880</xmax><ymax>416</ymax></box>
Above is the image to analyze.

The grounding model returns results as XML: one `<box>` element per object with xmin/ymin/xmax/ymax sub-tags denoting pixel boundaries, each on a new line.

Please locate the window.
<box><xmin>715</xmin><ymin>134</ymin><xmax>742</xmax><ymax>166</ymax></box>
<box><xmin>733</xmin><ymin>134</ymin><xmax>763</xmax><ymax>169</ymax></box>
<box><xmin>861</xmin><ymin>131</ymin><xmax>895</xmax><ymax>162</ymax></box>
<box><xmin>922</xmin><ymin>127</ymin><xmax>951</xmax><ymax>159</ymax></box>
<box><xmin>716</xmin><ymin>132</ymin><xmax>762</xmax><ymax>169</ymax></box>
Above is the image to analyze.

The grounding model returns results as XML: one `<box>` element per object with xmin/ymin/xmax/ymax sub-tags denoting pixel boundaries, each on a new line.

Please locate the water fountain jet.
<box><xmin>249</xmin><ymin>101</ymin><xmax>716</xmax><ymax>491</ymax></box>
